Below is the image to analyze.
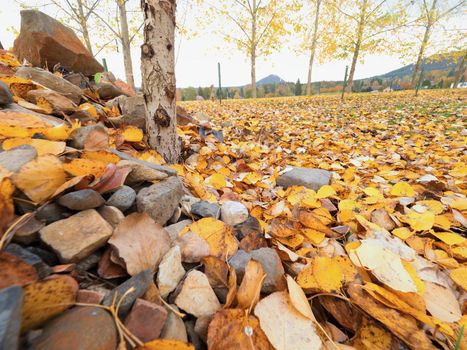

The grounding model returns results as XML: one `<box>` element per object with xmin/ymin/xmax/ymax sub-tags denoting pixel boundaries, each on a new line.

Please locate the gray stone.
<box><xmin>0</xmin><ymin>81</ymin><xmax>13</xmax><ymax>105</ymax></box>
<box><xmin>106</xmin><ymin>95</ymin><xmax>145</xmax><ymax>128</ymax></box>
<box><xmin>58</xmin><ymin>189</ymin><xmax>105</xmax><ymax>210</ymax></box>
<box><xmin>12</xmin><ymin>215</ymin><xmax>45</xmax><ymax>244</ymax></box>
<box><xmin>69</xmin><ymin>124</ymin><xmax>108</xmax><ymax>149</ymax></box>
<box><xmin>96</xmin><ymin>82</ymin><xmax>125</xmax><ymax>100</ymax></box>
<box><xmin>276</xmin><ymin>167</ymin><xmax>332</xmax><ymax>191</ymax></box>
<box><xmin>103</xmin><ymin>269</ymin><xmax>153</xmax><ymax>317</ymax></box>
<box><xmin>106</xmin><ymin>185</ymin><xmax>136</xmax><ymax>211</ymax></box>
<box><xmin>220</xmin><ymin>201</ymin><xmax>249</xmax><ymax>226</ymax></box>
<box><xmin>5</xmin><ymin>243</ymin><xmax>52</xmax><ymax>279</ymax></box>
<box><xmin>161</xmin><ymin>305</ymin><xmax>188</xmax><ymax>342</ymax></box>
<box><xmin>164</xmin><ymin>219</ymin><xmax>192</xmax><ymax>241</ymax></box>
<box><xmin>97</xmin><ymin>206</ymin><xmax>125</xmax><ymax>228</ymax></box>
<box><xmin>36</xmin><ymin>202</ymin><xmax>71</xmax><ymax>224</ymax></box>
<box><xmin>191</xmin><ymin>201</ymin><xmax>220</xmax><ymax>219</ymax></box>
<box><xmin>0</xmin><ymin>145</ymin><xmax>37</xmax><ymax>173</ymax></box>
<box><xmin>39</xmin><ymin>209</ymin><xmax>113</xmax><ymax>263</ymax></box>
<box><xmin>31</xmin><ymin>306</ymin><xmax>117</xmax><ymax>350</ymax></box>
<box><xmin>117</xmin><ymin>160</ymin><xmax>168</xmax><ymax>185</ymax></box>
<box><xmin>229</xmin><ymin>248</ymin><xmax>286</xmax><ymax>293</ymax></box>
<box><xmin>137</xmin><ymin>177</ymin><xmax>184</xmax><ymax>226</ymax></box>
<box><xmin>0</xmin><ymin>286</ymin><xmax>23</xmax><ymax>350</ymax></box>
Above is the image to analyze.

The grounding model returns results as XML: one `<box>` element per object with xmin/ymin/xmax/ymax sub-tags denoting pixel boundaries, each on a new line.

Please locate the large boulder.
<box><xmin>276</xmin><ymin>166</ymin><xmax>332</xmax><ymax>191</ymax></box>
<box><xmin>13</xmin><ymin>10</ymin><xmax>103</xmax><ymax>76</ymax></box>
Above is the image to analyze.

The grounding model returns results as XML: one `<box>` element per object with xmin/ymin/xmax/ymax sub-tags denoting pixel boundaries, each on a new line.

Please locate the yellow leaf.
<box><xmin>431</xmin><ymin>231</ymin><xmax>466</xmax><ymax>246</ymax></box>
<box><xmin>63</xmin><ymin>158</ymin><xmax>106</xmax><ymax>178</ymax></box>
<box><xmin>81</xmin><ymin>150</ymin><xmax>120</xmax><ymax>164</ymax></box>
<box><xmin>315</xmin><ymin>185</ymin><xmax>336</xmax><ymax>199</ymax></box>
<box><xmin>286</xmin><ymin>275</ymin><xmax>316</xmax><ymax>321</ymax></box>
<box><xmin>205</xmin><ymin>173</ymin><xmax>227</xmax><ymax>190</ymax></box>
<box><xmin>392</xmin><ymin>227</ymin><xmax>414</xmax><ymax>240</ymax></box>
<box><xmin>2</xmin><ymin>138</ymin><xmax>66</xmax><ymax>156</ymax></box>
<box><xmin>338</xmin><ymin>199</ymin><xmax>357</xmax><ymax>211</ymax></box>
<box><xmin>122</xmin><ymin>126</ymin><xmax>144</xmax><ymax>142</ymax></box>
<box><xmin>301</xmin><ymin>228</ymin><xmax>325</xmax><ymax>245</ymax></box>
<box><xmin>390</xmin><ymin>182</ymin><xmax>415</xmax><ymax>197</ymax></box>
<box><xmin>297</xmin><ymin>256</ymin><xmax>344</xmax><ymax>292</ymax></box>
<box><xmin>137</xmin><ymin>339</ymin><xmax>195</xmax><ymax>350</ymax></box>
<box><xmin>405</xmin><ymin>211</ymin><xmax>435</xmax><ymax>231</ymax></box>
<box><xmin>79</xmin><ymin>102</ymin><xmax>99</xmax><ymax>119</ymax></box>
<box><xmin>450</xmin><ymin>198</ymin><xmax>467</xmax><ymax>211</ymax></box>
<box><xmin>450</xmin><ymin>267</ymin><xmax>467</xmax><ymax>291</ymax></box>
<box><xmin>12</xmin><ymin>155</ymin><xmax>67</xmax><ymax>203</ymax></box>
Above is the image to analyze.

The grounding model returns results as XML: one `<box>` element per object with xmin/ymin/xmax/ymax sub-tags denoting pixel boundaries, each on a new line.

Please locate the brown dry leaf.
<box><xmin>348</xmin><ymin>284</ymin><xmax>436</xmax><ymax>350</ymax></box>
<box><xmin>83</xmin><ymin>126</ymin><xmax>109</xmax><ymax>151</ymax></box>
<box><xmin>298</xmin><ymin>210</ymin><xmax>334</xmax><ymax>235</ymax></box>
<box><xmin>254</xmin><ymin>291</ymin><xmax>322</xmax><ymax>350</ymax></box>
<box><xmin>202</xmin><ymin>256</ymin><xmax>229</xmax><ymax>289</ymax></box>
<box><xmin>136</xmin><ymin>339</ymin><xmax>195</xmax><ymax>350</ymax></box>
<box><xmin>319</xmin><ymin>295</ymin><xmax>361</xmax><ymax>332</ymax></box>
<box><xmin>184</xmin><ymin>218</ymin><xmax>238</xmax><ymax>258</ymax></box>
<box><xmin>423</xmin><ymin>281</ymin><xmax>461</xmax><ymax>323</ymax></box>
<box><xmin>0</xmin><ymin>251</ymin><xmax>38</xmax><ymax>289</ymax></box>
<box><xmin>91</xmin><ymin>165</ymin><xmax>130</xmax><ymax>193</ymax></box>
<box><xmin>237</xmin><ymin>259</ymin><xmax>266</xmax><ymax>311</ymax></box>
<box><xmin>224</xmin><ymin>266</ymin><xmax>237</xmax><ymax>309</ymax></box>
<box><xmin>286</xmin><ymin>275</ymin><xmax>316</xmax><ymax>321</ymax></box>
<box><xmin>0</xmin><ymin>178</ymin><xmax>15</xmax><ymax>235</ymax></box>
<box><xmin>12</xmin><ymin>154</ymin><xmax>67</xmax><ymax>203</ymax></box>
<box><xmin>108</xmin><ymin>212</ymin><xmax>171</xmax><ymax>276</ymax></box>
<box><xmin>207</xmin><ymin>309</ymin><xmax>273</xmax><ymax>350</ymax></box>
<box><xmin>21</xmin><ymin>275</ymin><xmax>78</xmax><ymax>332</ymax></box>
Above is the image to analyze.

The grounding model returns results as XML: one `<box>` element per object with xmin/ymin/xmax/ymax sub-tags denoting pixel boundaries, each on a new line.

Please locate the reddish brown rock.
<box><xmin>76</xmin><ymin>290</ymin><xmax>105</xmax><ymax>304</ymax></box>
<box><xmin>124</xmin><ymin>298</ymin><xmax>168</xmax><ymax>342</ymax></box>
<box><xmin>13</xmin><ymin>10</ymin><xmax>103</xmax><ymax>76</ymax></box>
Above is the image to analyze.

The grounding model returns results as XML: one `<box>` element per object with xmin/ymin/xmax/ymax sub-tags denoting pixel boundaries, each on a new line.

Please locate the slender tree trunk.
<box><xmin>453</xmin><ymin>51</ymin><xmax>467</xmax><ymax>87</ymax></box>
<box><xmin>306</xmin><ymin>0</ymin><xmax>321</xmax><ymax>96</ymax></box>
<box><xmin>118</xmin><ymin>0</ymin><xmax>135</xmax><ymax>90</ymax></box>
<box><xmin>411</xmin><ymin>25</ymin><xmax>431</xmax><ymax>88</ymax></box>
<box><xmin>141</xmin><ymin>0</ymin><xmax>180</xmax><ymax>163</ymax></box>
<box><xmin>347</xmin><ymin>0</ymin><xmax>367</xmax><ymax>92</ymax></box>
<box><xmin>251</xmin><ymin>0</ymin><xmax>257</xmax><ymax>99</ymax></box>
<box><xmin>77</xmin><ymin>0</ymin><xmax>93</xmax><ymax>55</ymax></box>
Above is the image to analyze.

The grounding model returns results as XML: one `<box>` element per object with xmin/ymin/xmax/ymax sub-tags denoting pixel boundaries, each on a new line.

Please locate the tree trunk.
<box><xmin>118</xmin><ymin>0</ymin><xmax>135</xmax><ymax>90</ymax></box>
<box><xmin>141</xmin><ymin>0</ymin><xmax>180</xmax><ymax>163</ymax></box>
<box><xmin>347</xmin><ymin>0</ymin><xmax>367</xmax><ymax>92</ymax></box>
<box><xmin>411</xmin><ymin>25</ymin><xmax>431</xmax><ymax>88</ymax></box>
<box><xmin>77</xmin><ymin>0</ymin><xmax>93</xmax><ymax>55</ymax></box>
<box><xmin>250</xmin><ymin>0</ymin><xmax>257</xmax><ymax>99</ymax></box>
<box><xmin>453</xmin><ymin>51</ymin><xmax>467</xmax><ymax>87</ymax></box>
<box><xmin>306</xmin><ymin>0</ymin><xmax>321</xmax><ymax>96</ymax></box>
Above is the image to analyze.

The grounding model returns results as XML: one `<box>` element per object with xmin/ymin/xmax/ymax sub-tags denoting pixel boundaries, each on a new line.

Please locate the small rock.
<box><xmin>5</xmin><ymin>243</ymin><xmax>52</xmax><ymax>279</ymax></box>
<box><xmin>175</xmin><ymin>231</ymin><xmax>210</xmax><ymax>263</ymax></box>
<box><xmin>277</xmin><ymin>167</ymin><xmax>332</xmax><ymax>191</ymax></box>
<box><xmin>161</xmin><ymin>305</ymin><xmax>188</xmax><ymax>342</ymax></box>
<box><xmin>0</xmin><ymin>144</ymin><xmax>37</xmax><ymax>173</ymax></box>
<box><xmin>221</xmin><ymin>201</ymin><xmax>249</xmax><ymax>226</ymax></box>
<box><xmin>25</xmin><ymin>247</ymin><xmax>58</xmax><ymax>266</ymax></box>
<box><xmin>137</xmin><ymin>177</ymin><xmax>184</xmax><ymax>226</ymax></box>
<box><xmin>106</xmin><ymin>185</ymin><xmax>135</xmax><ymax>212</ymax></box>
<box><xmin>180</xmin><ymin>195</ymin><xmax>200</xmax><ymax>216</ymax></box>
<box><xmin>76</xmin><ymin>289</ymin><xmax>105</xmax><ymax>304</ymax></box>
<box><xmin>36</xmin><ymin>203</ymin><xmax>71</xmax><ymax>224</ymax></box>
<box><xmin>39</xmin><ymin>209</ymin><xmax>113</xmax><ymax>263</ymax></box>
<box><xmin>75</xmin><ymin>251</ymin><xmax>102</xmax><ymax>272</ymax></box>
<box><xmin>102</xmin><ymin>269</ymin><xmax>153</xmax><ymax>317</ymax></box>
<box><xmin>228</xmin><ymin>250</ymin><xmax>252</xmax><ymax>281</ymax></box>
<box><xmin>157</xmin><ymin>246</ymin><xmax>185</xmax><ymax>298</ymax></box>
<box><xmin>96</xmin><ymin>82</ymin><xmax>125</xmax><ymax>100</ymax></box>
<box><xmin>12</xmin><ymin>215</ymin><xmax>44</xmax><ymax>244</ymax></box>
<box><xmin>191</xmin><ymin>201</ymin><xmax>220</xmax><ymax>219</ymax></box>
<box><xmin>118</xmin><ymin>160</ymin><xmax>168</xmax><ymax>185</ymax></box>
<box><xmin>58</xmin><ymin>189</ymin><xmax>105</xmax><ymax>210</ymax></box>
<box><xmin>194</xmin><ymin>315</ymin><xmax>212</xmax><ymax>343</ymax></box>
<box><xmin>175</xmin><ymin>270</ymin><xmax>221</xmax><ymax>318</ymax></box>
<box><xmin>0</xmin><ymin>81</ymin><xmax>13</xmax><ymax>105</ymax></box>
<box><xmin>238</xmin><ymin>216</ymin><xmax>261</xmax><ymax>240</ymax></box>
<box><xmin>106</xmin><ymin>95</ymin><xmax>145</xmax><ymax>128</ymax></box>
<box><xmin>0</xmin><ymin>286</ymin><xmax>23</xmax><ymax>350</ymax></box>
<box><xmin>124</xmin><ymin>299</ymin><xmax>168</xmax><ymax>343</ymax></box>
<box><xmin>185</xmin><ymin>320</ymin><xmax>204</xmax><ymax>350</ymax></box>
<box><xmin>69</xmin><ymin>124</ymin><xmax>108</xmax><ymax>149</ymax></box>
<box><xmin>164</xmin><ymin>219</ymin><xmax>192</xmax><ymax>241</ymax></box>
<box><xmin>97</xmin><ymin>206</ymin><xmax>124</xmax><ymax>228</ymax></box>
<box><xmin>31</xmin><ymin>307</ymin><xmax>117</xmax><ymax>350</ymax></box>
<box><xmin>26</xmin><ymin>89</ymin><xmax>76</xmax><ymax>115</ymax></box>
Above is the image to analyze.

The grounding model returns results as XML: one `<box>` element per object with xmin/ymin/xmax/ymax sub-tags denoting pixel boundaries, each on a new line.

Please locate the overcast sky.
<box><xmin>0</xmin><ymin>1</ymin><xmax>411</xmax><ymax>88</ymax></box>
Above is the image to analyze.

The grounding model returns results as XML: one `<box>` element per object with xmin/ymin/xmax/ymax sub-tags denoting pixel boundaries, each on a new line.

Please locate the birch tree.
<box><xmin>141</xmin><ymin>0</ymin><xmax>180</xmax><ymax>162</ymax></box>
<box><xmin>328</xmin><ymin>0</ymin><xmax>407</xmax><ymax>92</ymax></box>
<box><xmin>201</xmin><ymin>0</ymin><xmax>300</xmax><ymax>98</ymax></box>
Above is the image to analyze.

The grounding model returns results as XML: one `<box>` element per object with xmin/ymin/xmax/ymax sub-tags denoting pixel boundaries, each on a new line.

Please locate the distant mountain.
<box><xmin>256</xmin><ymin>74</ymin><xmax>286</xmax><ymax>85</ymax></box>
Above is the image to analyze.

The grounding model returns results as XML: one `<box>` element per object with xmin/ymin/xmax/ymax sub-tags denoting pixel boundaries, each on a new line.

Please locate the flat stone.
<box><xmin>276</xmin><ymin>166</ymin><xmax>332</xmax><ymax>191</ymax></box>
<box><xmin>97</xmin><ymin>206</ymin><xmax>125</xmax><ymax>228</ymax></box>
<box><xmin>74</xmin><ymin>251</ymin><xmax>101</xmax><ymax>272</ymax></box>
<box><xmin>106</xmin><ymin>185</ymin><xmax>136</xmax><ymax>212</ymax></box>
<box><xmin>191</xmin><ymin>201</ymin><xmax>220</xmax><ymax>219</ymax></box>
<box><xmin>96</xmin><ymin>82</ymin><xmax>125</xmax><ymax>100</ymax></box>
<box><xmin>157</xmin><ymin>246</ymin><xmax>185</xmax><ymax>298</ymax></box>
<box><xmin>220</xmin><ymin>201</ymin><xmax>249</xmax><ymax>226</ymax></box>
<box><xmin>39</xmin><ymin>209</ymin><xmax>113</xmax><ymax>263</ymax></box>
<box><xmin>0</xmin><ymin>286</ymin><xmax>23</xmax><ymax>350</ymax></box>
<box><xmin>0</xmin><ymin>144</ymin><xmax>37</xmax><ymax>173</ymax></box>
<box><xmin>0</xmin><ymin>81</ymin><xmax>13</xmax><ymax>105</ymax></box>
<box><xmin>164</xmin><ymin>219</ymin><xmax>192</xmax><ymax>241</ymax></box>
<box><xmin>58</xmin><ymin>189</ymin><xmax>105</xmax><ymax>210</ymax></box>
<box><xmin>36</xmin><ymin>202</ymin><xmax>71</xmax><ymax>224</ymax></box>
<box><xmin>124</xmin><ymin>298</ymin><xmax>168</xmax><ymax>343</ymax></box>
<box><xmin>118</xmin><ymin>160</ymin><xmax>168</xmax><ymax>185</ymax></box>
<box><xmin>12</xmin><ymin>215</ymin><xmax>45</xmax><ymax>244</ymax></box>
<box><xmin>160</xmin><ymin>305</ymin><xmax>188</xmax><ymax>342</ymax></box>
<box><xmin>5</xmin><ymin>243</ymin><xmax>52</xmax><ymax>279</ymax></box>
<box><xmin>76</xmin><ymin>289</ymin><xmax>105</xmax><ymax>304</ymax></box>
<box><xmin>14</xmin><ymin>10</ymin><xmax>103</xmax><ymax>76</ymax></box>
<box><xmin>69</xmin><ymin>124</ymin><xmax>108</xmax><ymax>150</ymax></box>
<box><xmin>31</xmin><ymin>307</ymin><xmax>117</xmax><ymax>350</ymax></box>
<box><xmin>175</xmin><ymin>270</ymin><xmax>221</xmax><ymax>318</ymax></box>
<box><xmin>137</xmin><ymin>177</ymin><xmax>184</xmax><ymax>226</ymax></box>
<box><xmin>102</xmin><ymin>269</ymin><xmax>153</xmax><ymax>317</ymax></box>
<box><xmin>26</xmin><ymin>89</ymin><xmax>76</xmax><ymax>115</ymax></box>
